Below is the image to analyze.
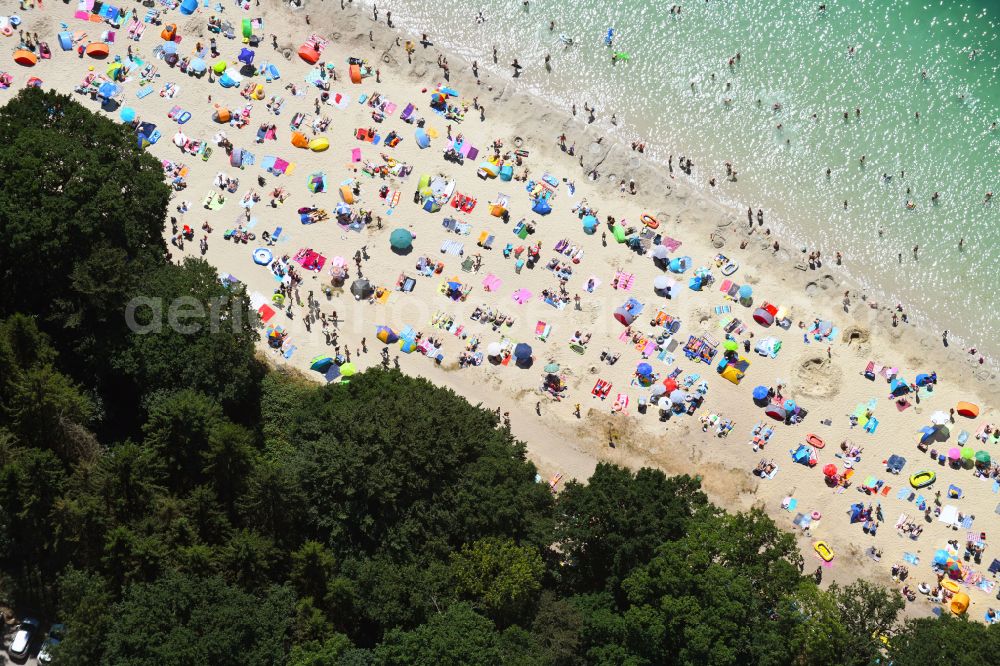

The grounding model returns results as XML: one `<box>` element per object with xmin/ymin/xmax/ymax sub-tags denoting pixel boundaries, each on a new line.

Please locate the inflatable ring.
<box><xmin>811</xmin><ymin>511</ymin><xmax>822</xmax><ymax>520</ymax></box>
<box><xmin>641</xmin><ymin>214</ymin><xmax>659</xmax><ymax>229</ymax></box>
<box><xmin>252</xmin><ymin>247</ymin><xmax>273</xmax><ymax>265</ymax></box>
<box><xmin>1</xmin><ymin>25</ymin><xmax>12</xmax><ymax>37</ymax></box>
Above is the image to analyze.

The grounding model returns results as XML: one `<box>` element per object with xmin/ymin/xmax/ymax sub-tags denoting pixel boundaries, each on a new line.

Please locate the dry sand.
<box><xmin>5</xmin><ymin>0</ymin><xmax>1000</xmax><ymax>621</ymax></box>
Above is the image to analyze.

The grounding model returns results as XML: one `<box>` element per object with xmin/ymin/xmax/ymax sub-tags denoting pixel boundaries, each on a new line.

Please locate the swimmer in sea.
<box><xmin>476</xmin><ymin>11</ymin><xmax>485</xmax><ymax>24</ymax></box>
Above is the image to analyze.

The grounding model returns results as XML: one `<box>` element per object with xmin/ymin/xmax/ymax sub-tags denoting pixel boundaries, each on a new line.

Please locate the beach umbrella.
<box><xmin>822</xmin><ymin>463</ymin><xmax>837</xmax><ymax>478</ymax></box>
<box><xmin>543</xmin><ymin>362</ymin><xmax>561</xmax><ymax>374</ymax></box>
<box><xmin>669</xmin><ymin>389</ymin><xmax>687</xmax><ymax>405</ymax></box>
<box><xmin>653</xmin><ymin>275</ymin><xmax>670</xmax><ymax>292</ymax></box>
<box><xmin>650</xmin><ymin>384</ymin><xmax>667</xmax><ymax>398</ymax></box>
<box><xmin>961</xmin><ymin>446</ymin><xmax>974</xmax><ymax>460</ymax></box>
<box><xmin>375</xmin><ymin>325</ymin><xmax>398</xmax><ymax>344</ymax></box>
<box><xmin>784</xmin><ymin>400</ymin><xmax>797</xmax><ymax>413</ymax></box>
<box><xmin>930</xmin><ymin>411</ymin><xmax>950</xmax><ymax>426</ymax></box>
<box><xmin>119</xmin><ymin>106</ymin><xmax>136</xmax><ymax>123</ymax></box>
<box><xmin>162</xmin><ymin>42</ymin><xmax>177</xmax><ymax>55</ymax></box>
<box><xmin>651</xmin><ymin>245</ymin><xmax>669</xmax><ymax>260</ymax></box>
<box><xmin>350</xmin><ymin>279</ymin><xmax>374</xmax><ymax>299</ymax></box>
<box><xmin>98</xmin><ymin>82</ymin><xmax>117</xmax><ymax>99</ymax></box>
<box><xmin>486</xmin><ymin>342</ymin><xmax>503</xmax><ymax>357</ymax></box>
<box><xmin>738</xmin><ymin>285</ymin><xmax>753</xmax><ymax>300</ymax></box>
<box><xmin>948</xmin><ymin>447</ymin><xmax>961</xmax><ymax>461</ymax></box>
<box><xmin>582</xmin><ymin>215</ymin><xmax>598</xmax><ymax>234</ymax></box>
<box><xmin>933</xmin><ymin>549</ymin><xmax>950</xmax><ymax>565</ymax></box>
<box><xmin>513</xmin><ymin>343</ymin><xmax>532</xmax><ymax>360</ymax></box>
<box><xmin>752</xmin><ymin>385</ymin><xmax>769</xmax><ymax>401</ymax></box>
<box><xmin>723</xmin><ymin>339</ymin><xmax>738</xmax><ymax>351</ymax></box>
<box><xmin>400</xmin><ymin>339</ymin><xmax>417</xmax><ymax>353</ymax></box>
<box><xmin>339</xmin><ymin>362</ymin><xmax>357</xmax><ymax>377</ymax></box>
<box><xmin>310</xmin><ymin>356</ymin><xmax>333</xmax><ymax>372</ymax></box>
<box><xmin>636</xmin><ymin>362</ymin><xmax>653</xmax><ymax>377</ymax></box>
<box><xmin>173</xmin><ymin>132</ymin><xmax>188</xmax><ymax>147</ymax></box>
<box><xmin>389</xmin><ymin>228</ymin><xmax>413</xmax><ymax>250</ymax></box>
<box><xmin>976</xmin><ymin>450</ymin><xmax>991</xmax><ymax>465</ymax></box>
<box><xmin>190</xmin><ymin>57</ymin><xmax>207</xmax><ymax>74</ymax></box>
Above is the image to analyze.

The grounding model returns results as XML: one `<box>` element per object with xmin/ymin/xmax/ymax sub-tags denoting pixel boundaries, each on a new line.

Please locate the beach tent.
<box><xmin>915</xmin><ymin>372</ymin><xmax>937</xmax><ymax>386</ymax></box>
<box><xmin>389</xmin><ymin>228</ymin><xmax>413</xmax><ymax>251</ymax></box>
<box><xmin>230</xmin><ymin>148</ymin><xmax>245</xmax><ymax>168</ymax></box>
<box><xmin>791</xmin><ymin>444</ymin><xmax>816</xmax><ymax>467</ymax></box>
<box><xmin>85</xmin><ymin>42</ymin><xmax>109</xmax><ymax>59</ymax></box>
<box><xmin>310</xmin><ymin>356</ymin><xmax>334</xmax><ymax>372</ymax></box>
<box><xmin>956</xmin><ymin>402</ymin><xmax>979</xmax><ymax>418</ymax></box>
<box><xmin>415</xmin><ymin>128</ymin><xmax>431</xmax><ymax>149</ymax></box>
<box><xmin>376</xmin><ymin>326</ymin><xmax>398</xmax><ymax>344</ymax></box>
<box><xmin>951</xmin><ymin>592</ymin><xmax>970</xmax><ymax>615</ymax></box>
<box><xmin>58</xmin><ymin>31</ymin><xmax>73</xmax><ymax>51</ymax></box>
<box><xmin>478</xmin><ymin>162</ymin><xmax>499</xmax><ymax>178</ymax></box>
<box><xmin>532</xmin><ymin>199</ymin><xmax>552</xmax><ymax>215</ymax></box>
<box><xmin>765</xmin><ymin>404</ymin><xmax>786</xmax><ymax>421</ymax></box>
<box><xmin>889</xmin><ymin>378</ymin><xmax>910</xmax><ymax>396</ymax></box>
<box><xmin>688</xmin><ymin>275</ymin><xmax>703</xmax><ymax>291</ymax></box>
<box><xmin>422</xmin><ymin>197</ymin><xmax>442</xmax><ymax>213</ymax></box>
<box><xmin>613</xmin><ymin>298</ymin><xmax>644</xmax><ymax>326</ymax></box>
<box><xmin>582</xmin><ymin>215</ymin><xmax>598</xmax><ymax>234</ymax></box>
<box><xmin>180</xmin><ymin>0</ymin><xmax>198</xmax><ymax>14</ymax></box>
<box><xmin>161</xmin><ymin>24</ymin><xmax>177</xmax><ymax>41</ymax></box>
<box><xmin>339</xmin><ymin>362</ymin><xmax>357</xmax><ymax>378</ymax></box>
<box><xmin>306</xmin><ymin>172</ymin><xmax>327</xmax><ymax>193</ymax></box>
<box><xmin>752</xmin><ymin>308</ymin><xmax>775</xmax><ymax>327</ymax></box>
<box><xmin>238</xmin><ymin>47</ymin><xmax>255</xmax><ymax>66</ymax></box>
<box><xmin>212</xmin><ymin>108</ymin><xmax>231</xmax><ymax>123</ymax></box>
<box><xmin>219</xmin><ymin>72</ymin><xmax>242</xmax><ymax>88</ymax></box>
<box><xmin>212</xmin><ymin>60</ymin><xmax>227</xmax><ymax>74</ymax></box>
<box><xmin>349</xmin><ymin>63</ymin><xmax>362</xmax><ymax>83</ymax></box>
<box><xmin>499</xmin><ymin>165</ymin><xmax>514</xmax><ymax>181</ymax></box>
<box><xmin>308</xmin><ymin>137</ymin><xmax>330</xmax><ymax>152</ymax></box>
<box><xmin>400</xmin><ymin>338</ymin><xmax>417</xmax><ymax>353</ymax></box>
<box><xmin>242</xmin><ymin>18</ymin><xmax>253</xmax><ymax>40</ymax></box>
<box><xmin>291</xmin><ymin>131</ymin><xmax>309</xmax><ymax>148</ymax></box>
<box><xmin>298</xmin><ymin>44</ymin><xmax>320</xmax><ymax>64</ymax></box>
<box><xmin>668</xmin><ymin>256</ymin><xmax>692</xmax><ymax>273</ymax></box>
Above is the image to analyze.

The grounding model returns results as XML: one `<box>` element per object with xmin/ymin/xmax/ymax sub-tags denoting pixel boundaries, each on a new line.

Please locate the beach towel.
<box><xmin>351</xmin><ymin>147</ymin><xmax>361</xmax><ymax>162</ymax></box>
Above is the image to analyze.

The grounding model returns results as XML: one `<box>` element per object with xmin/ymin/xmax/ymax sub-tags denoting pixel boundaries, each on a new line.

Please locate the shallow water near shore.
<box><xmin>366</xmin><ymin>0</ymin><xmax>999</xmax><ymax>356</ymax></box>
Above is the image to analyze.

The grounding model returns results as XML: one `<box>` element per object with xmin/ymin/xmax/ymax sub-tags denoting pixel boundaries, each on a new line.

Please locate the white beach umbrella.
<box><xmin>486</xmin><ymin>342</ymin><xmax>503</xmax><ymax>357</ymax></box>
<box><xmin>930</xmin><ymin>411</ymin><xmax>950</xmax><ymax>426</ymax></box>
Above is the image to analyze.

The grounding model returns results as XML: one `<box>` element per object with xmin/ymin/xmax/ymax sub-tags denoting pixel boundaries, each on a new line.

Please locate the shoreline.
<box><xmin>7</xmin><ymin>0</ymin><xmax>998</xmax><ymax>622</ymax></box>
<box><xmin>355</xmin><ymin>0</ymin><xmax>1000</xmax><ymax>370</ymax></box>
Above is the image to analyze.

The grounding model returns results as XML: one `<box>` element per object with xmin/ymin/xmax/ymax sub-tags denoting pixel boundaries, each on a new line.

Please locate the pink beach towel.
<box><xmin>351</xmin><ymin>148</ymin><xmax>361</xmax><ymax>162</ymax></box>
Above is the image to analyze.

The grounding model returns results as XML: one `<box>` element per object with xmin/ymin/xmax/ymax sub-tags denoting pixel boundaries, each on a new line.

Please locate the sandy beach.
<box><xmin>5</xmin><ymin>0</ymin><xmax>1000</xmax><ymax>621</ymax></box>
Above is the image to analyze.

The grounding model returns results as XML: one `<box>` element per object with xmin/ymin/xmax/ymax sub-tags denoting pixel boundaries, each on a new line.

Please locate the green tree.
<box><xmin>54</xmin><ymin>568</ymin><xmax>115</xmax><ymax>666</ymax></box>
<box><xmin>117</xmin><ymin>258</ymin><xmax>264</xmax><ymax>414</ymax></box>
<box><xmin>141</xmin><ymin>389</ymin><xmax>224</xmax><ymax>491</ymax></box>
<box><xmin>889</xmin><ymin>615</ymin><xmax>1000</xmax><ymax>665</ymax></box>
<box><xmin>291</xmin><ymin>540</ymin><xmax>337</xmax><ymax>603</ymax></box>
<box><xmin>101</xmin><ymin>572</ymin><xmax>294</xmax><ymax>666</ymax></box>
<box><xmin>287</xmin><ymin>634</ymin><xmax>354</xmax><ymax>666</ymax></box>
<box><xmin>554</xmin><ymin>464</ymin><xmax>709</xmax><ymax>595</ymax></box>
<box><xmin>373</xmin><ymin>603</ymin><xmax>503</xmax><ymax>665</ymax></box>
<box><xmin>450</xmin><ymin>537</ymin><xmax>545</xmax><ymax>626</ymax></box>
<box><xmin>0</xmin><ymin>89</ymin><xmax>169</xmax><ymax>376</ymax></box>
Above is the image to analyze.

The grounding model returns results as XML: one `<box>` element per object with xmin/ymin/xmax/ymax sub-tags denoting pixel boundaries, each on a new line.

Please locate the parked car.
<box><xmin>38</xmin><ymin>623</ymin><xmax>65</xmax><ymax>665</ymax></box>
<box><xmin>7</xmin><ymin>616</ymin><xmax>40</xmax><ymax>663</ymax></box>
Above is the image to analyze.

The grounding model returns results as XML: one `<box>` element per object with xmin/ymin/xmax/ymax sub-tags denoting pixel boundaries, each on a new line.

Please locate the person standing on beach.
<box><xmin>493</xmin><ymin>45</ymin><xmax>498</xmax><ymax>64</ymax></box>
<box><xmin>372</xmin><ymin>4</ymin><xmax>378</xmax><ymax>21</ymax></box>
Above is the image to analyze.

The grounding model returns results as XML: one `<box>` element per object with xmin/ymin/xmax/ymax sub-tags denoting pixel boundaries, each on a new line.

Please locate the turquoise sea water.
<box><xmin>371</xmin><ymin>0</ymin><xmax>999</xmax><ymax>354</ymax></box>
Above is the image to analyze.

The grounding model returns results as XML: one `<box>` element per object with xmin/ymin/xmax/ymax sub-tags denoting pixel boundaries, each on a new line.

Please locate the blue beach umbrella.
<box><xmin>513</xmin><ymin>343</ymin><xmax>532</xmax><ymax>360</ymax></box>
<box><xmin>784</xmin><ymin>400</ymin><xmax>797</xmax><ymax>413</ymax></box>
<box><xmin>119</xmin><ymin>106</ymin><xmax>136</xmax><ymax>122</ymax></box>
<box><xmin>636</xmin><ymin>362</ymin><xmax>653</xmax><ymax>376</ymax></box>
<box><xmin>738</xmin><ymin>285</ymin><xmax>753</xmax><ymax>300</ymax></box>
<box><xmin>190</xmin><ymin>57</ymin><xmax>207</xmax><ymax>74</ymax></box>
<box><xmin>753</xmin><ymin>385</ymin><xmax>769</xmax><ymax>401</ymax></box>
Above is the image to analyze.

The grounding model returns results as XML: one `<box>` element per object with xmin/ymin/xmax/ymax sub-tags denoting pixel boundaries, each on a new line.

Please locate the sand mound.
<box><xmin>793</xmin><ymin>354</ymin><xmax>843</xmax><ymax>399</ymax></box>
